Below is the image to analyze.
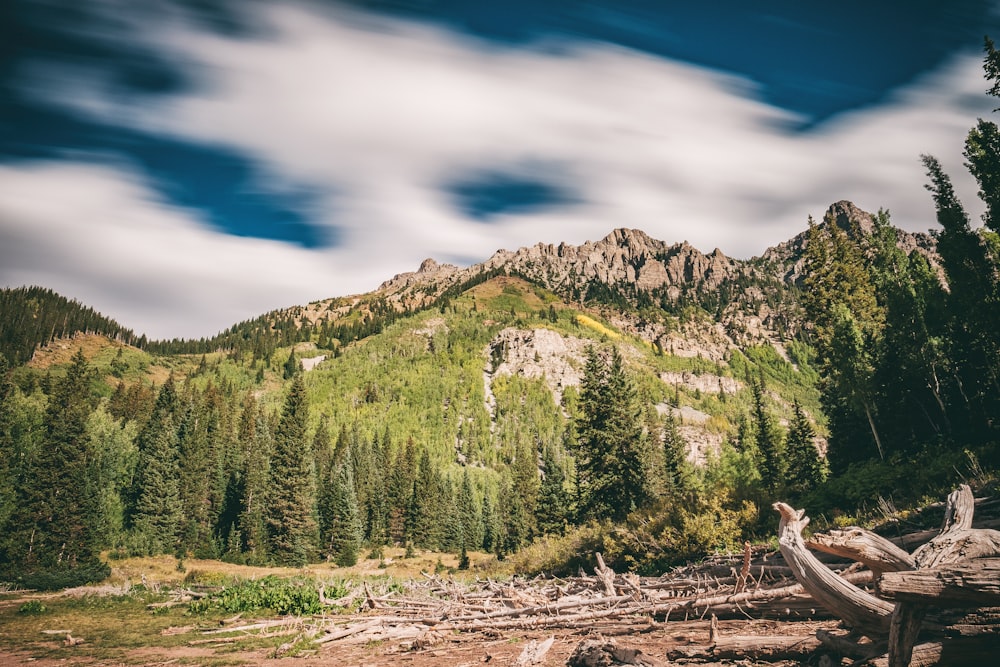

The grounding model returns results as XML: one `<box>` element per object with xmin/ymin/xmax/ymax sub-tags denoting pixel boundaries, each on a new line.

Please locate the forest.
<box><xmin>1</xmin><ymin>41</ymin><xmax>1000</xmax><ymax>596</ymax></box>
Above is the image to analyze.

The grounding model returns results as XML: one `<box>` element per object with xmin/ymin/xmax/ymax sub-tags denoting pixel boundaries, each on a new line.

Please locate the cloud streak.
<box><xmin>1</xmin><ymin>2</ymin><xmax>993</xmax><ymax>338</ymax></box>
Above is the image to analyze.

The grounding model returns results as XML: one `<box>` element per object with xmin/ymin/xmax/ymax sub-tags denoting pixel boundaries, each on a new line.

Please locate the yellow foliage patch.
<box><xmin>574</xmin><ymin>314</ymin><xmax>620</xmax><ymax>340</ymax></box>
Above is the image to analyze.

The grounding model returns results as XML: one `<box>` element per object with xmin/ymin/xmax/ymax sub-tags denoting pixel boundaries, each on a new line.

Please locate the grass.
<box><xmin>0</xmin><ymin>547</ymin><xmax>502</xmax><ymax>665</ymax></box>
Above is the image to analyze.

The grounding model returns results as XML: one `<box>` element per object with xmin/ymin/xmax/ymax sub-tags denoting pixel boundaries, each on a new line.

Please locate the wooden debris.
<box><xmin>514</xmin><ymin>636</ymin><xmax>554</xmax><ymax>666</ymax></box>
<box><xmin>567</xmin><ymin>637</ymin><xmax>665</xmax><ymax>666</ymax></box>
<box><xmin>774</xmin><ymin>501</ymin><xmax>894</xmax><ymax>636</ymax></box>
<box><xmin>775</xmin><ymin>485</ymin><xmax>1000</xmax><ymax>667</ymax></box>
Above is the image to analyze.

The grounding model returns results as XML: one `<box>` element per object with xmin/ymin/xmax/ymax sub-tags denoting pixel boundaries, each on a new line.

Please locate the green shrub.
<box><xmin>12</xmin><ymin>561</ymin><xmax>111</xmax><ymax>591</ymax></box>
<box><xmin>189</xmin><ymin>576</ymin><xmax>349</xmax><ymax>616</ymax></box>
<box><xmin>18</xmin><ymin>600</ymin><xmax>47</xmax><ymax>614</ymax></box>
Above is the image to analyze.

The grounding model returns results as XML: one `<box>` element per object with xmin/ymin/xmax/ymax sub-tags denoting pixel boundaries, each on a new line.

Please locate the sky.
<box><xmin>1</xmin><ymin>0</ymin><xmax>999</xmax><ymax>340</ymax></box>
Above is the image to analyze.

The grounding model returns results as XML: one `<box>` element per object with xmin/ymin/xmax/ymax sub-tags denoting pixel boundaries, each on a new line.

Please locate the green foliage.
<box><xmin>18</xmin><ymin>600</ymin><xmax>47</xmax><ymax>614</ymax></box>
<box><xmin>0</xmin><ymin>286</ymin><xmax>142</xmax><ymax>366</ymax></box>
<box><xmin>574</xmin><ymin>346</ymin><xmax>652</xmax><ymax>522</ymax></box>
<box><xmin>189</xmin><ymin>576</ymin><xmax>343</xmax><ymax>616</ymax></box>
<box><xmin>2</xmin><ymin>349</ymin><xmax>105</xmax><ymax>582</ymax></box>
<box><xmin>266</xmin><ymin>375</ymin><xmax>318</xmax><ymax>566</ymax></box>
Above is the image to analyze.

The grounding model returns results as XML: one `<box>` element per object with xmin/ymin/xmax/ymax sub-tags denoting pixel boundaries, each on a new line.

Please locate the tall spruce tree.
<box><xmin>265</xmin><ymin>374</ymin><xmax>318</xmax><ymax>565</ymax></box>
<box><xmin>4</xmin><ymin>349</ymin><xmax>107</xmax><ymax>585</ymax></box>
<box><xmin>535</xmin><ymin>446</ymin><xmax>569</xmax><ymax>535</ymax></box>
<box><xmin>131</xmin><ymin>375</ymin><xmax>182</xmax><ymax>556</ymax></box>
<box><xmin>750</xmin><ymin>373</ymin><xmax>784</xmax><ymax>494</ymax></box>
<box><xmin>574</xmin><ymin>346</ymin><xmax>650</xmax><ymax>522</ymax></box>
<box><xmin>785</xmin><ymin>400</ymin><xmax>825</xmax><ymax>496</ymax></box>
<box><xmin>923</xmin><ymin>155</ymin><xmax>1000</xmax><ymax>444</ymax></box>
<box><xmin>236</xmin><ymin>394</ymin><xmax>271</xmax><ymax>563</ymax></box>
<box><xmin>320</xmin><ymin>463</ymin><xmax>362</xmax><ymax>566</ymax></box>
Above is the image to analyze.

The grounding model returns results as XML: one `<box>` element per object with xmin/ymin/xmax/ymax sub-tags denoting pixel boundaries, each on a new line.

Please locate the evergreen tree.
<box><xmin>131</xmin><ymin>376</ymin><xmax>182</xmax><ymax>555</ymax></box>
<box><xmin>405</xmin><ymin>449</ymin><xmax>442</xmax><ymax>549</ymax></box>
<box><xmin>785</xmin><ymin>401</ymin><xmax>825</xmax><ymax>496</ymax></box>
<box><xmin>3</xmin><ymin>349</ymin><xmax>107</xmax><ymax>584</ymax></box>
<box><xmin>457</xmin><ymin>468</ymin><xmax>483</xmax><ymax>551</ymax></box>
<box><xmin>535</xmin><ymin>447</ymin><xmax>569</xmax><ymax>535</ymax></box>
<box><xmin>574</xmin><ymin>346</ymin><xmax>651</xmax><ymax>521</ymax></box>
<box><xmin>283</xmin><ymin>349</ymin><xmax>299</xmax><ymax>380</ymax></box>
<box><xmin>661</xmin><ymin>411</ymin><xmax>688</xmax><ymax>492</ymax></box>
<box><xmin>320</xmin><ymin>463</ymin><xmax>362</xmax><ymax>566</ymax></box>
<box><xmin>923</xmin><ymin>155</ymin><xmax>1000</xmax><ymax>444</ymax></box>
<box><xmin>750</xmin><ymin>373</ymin><xmax>784</xmax><ymax>493</ymax></box>
<box><xmin>265</xmin><ymin>374</ymin><xmax>318</xmax><ymax>565</ymax></box>
<box><xmin>236</xmin><ymin>394</ymin><xmax>271</xmax><ymax>563</ymax></box>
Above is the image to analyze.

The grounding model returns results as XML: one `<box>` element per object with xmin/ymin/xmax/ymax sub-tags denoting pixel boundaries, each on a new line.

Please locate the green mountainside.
<box><xmin>0</xmin><ymin>189</ymin><xmax>997</xmax><ymax>585</ymax></box>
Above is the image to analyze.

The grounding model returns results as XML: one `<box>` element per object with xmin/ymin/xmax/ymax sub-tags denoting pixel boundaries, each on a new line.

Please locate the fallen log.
<box><xmin>878</xmin><ymin>559</ymin><xmax>1000</xmax><ymax>607</ymax></box>
<box><xmin>774</xmin><ymin>502</ymin><xmax>893</xmax><ymax>636</ymax></box>
<box><xmin>709</xmin><ymin>633</ymin><xmax>821</xmax><ymax>660</ymax></box>
<box><xmin>807</xmin><ymin>527</ymin><xmax>916</xmax><ymax>577</ymax></box>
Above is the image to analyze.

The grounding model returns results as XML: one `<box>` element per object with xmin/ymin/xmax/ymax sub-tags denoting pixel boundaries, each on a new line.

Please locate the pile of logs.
<box><xmin>776</xmin><ymin>484</ymin><xmax>1000</xmax><ymax>666</ymax></box>
<box><xmin>166</xmin><ymin>484</ymin><xmax>997</xmax><ymax>666</ymax></box>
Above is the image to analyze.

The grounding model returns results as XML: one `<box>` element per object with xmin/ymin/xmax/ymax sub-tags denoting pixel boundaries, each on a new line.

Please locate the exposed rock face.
<box><xmin>761</xmin><ymin>200</ymin><xmax>941</xmax><ymax>286</ymax></box>
<box><xmin>484</xmin><ymin>327</ymin><xmax>590</xmax><ymax>407</ymax></box>
<box><xmin>480</xmin><ymin>228</ymin><xmax>740</xmax><ymax>296</ymax></box>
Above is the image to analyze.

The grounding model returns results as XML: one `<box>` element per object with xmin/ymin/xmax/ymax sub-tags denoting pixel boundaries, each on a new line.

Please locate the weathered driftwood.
<box><xmin>879</xmin><ymin>559</ymin><xmax>1000</xmax><ymax>607</ymax></box>
<box><xmin>514</xmin><ymin>636</ymin><xmax>554</xmax><ymax>666</ymax></box>
<box><xmin>709</xmin><ymin>633</ymin><xmax>821</xmax><ymax>660</ymax></box>
<box><xmin>777</xmin><ymin>485</ymin><xmax>1000</xmax><ymax>667</ymax></box>
<box><xmin>887</xmin><ymin>485</ymin><xmax>1000</xmax><ymax>667</ymax></box>
<box><xmin>567</xmin><ymin>637</ymin><xmax>666</xmax><ymax>667</ymax></box>
<box><xmin>774</xmin><ymin>501</ymin><xmax>894</xmax><ymax>636</ymax></box>
<box><xmin>807</xmin><ymin>527</ymin><xmax>916</xmax><ymax>577</ymax></box>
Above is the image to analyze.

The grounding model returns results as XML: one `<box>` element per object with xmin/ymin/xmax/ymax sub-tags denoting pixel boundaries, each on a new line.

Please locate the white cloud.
<box><xmin>1</xmin><ymin>2</ymin><xmax>993</xmax><ymax>337</ymax></box>
<box><xmin>0</xmin><ymin>161</ymin><xmax>353</xmax><ymax>339</ymax></box>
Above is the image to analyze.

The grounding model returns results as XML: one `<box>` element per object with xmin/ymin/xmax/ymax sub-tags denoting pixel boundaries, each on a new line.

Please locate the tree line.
<box><xmin>801</xmin><ymin>38</ymin><xmax>1000</xmax><ymax>477</ymax></box>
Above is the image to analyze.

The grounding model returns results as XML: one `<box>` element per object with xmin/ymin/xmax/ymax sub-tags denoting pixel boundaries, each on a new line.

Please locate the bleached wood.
<box><xmin>773</xmin><ymin>502</ymin><xmax>894</xmax><ymax>636</ymax></box>
<box><xmin>807</xmin><ymin>526</ymin><xmax>916</xmax><ymax>577</ymax></box>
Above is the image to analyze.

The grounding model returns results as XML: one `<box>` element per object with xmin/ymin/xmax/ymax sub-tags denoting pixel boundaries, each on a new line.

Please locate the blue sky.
<box><xmin>1</xmin><ymin>0</ymin><xmax>997</xmax><ymax>339</ymax></box>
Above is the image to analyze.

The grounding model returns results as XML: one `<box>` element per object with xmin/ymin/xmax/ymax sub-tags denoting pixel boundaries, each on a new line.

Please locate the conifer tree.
<box><xmin>574</xmin><ymin>346</ymin><xmax>650</xmax><ymax>521</ymax></box>
<box><xmin>535</xmin><ymin>447</ymin><xmax>569</xmax><ymax>535</ymax></box>
<box><xmin>661</xmin><ymin>411</ymin><xmax>688</xmax><ymax>492</ymax></box>
<box><xmin>457</xmin><ymin>468</ymin><xmax>483</xmax><ymax>551</ymax></box>
<box><xmin>923</xmin><ymin>155</ymin><xmax>1000</xmax><ymax>443</ymax></box>
<box><xmin>265</xmin><ymin>374</ymin><xmax>318</xmax><ymax>565</ymax></box>
<box><xmin>320</xmin><ymin>463</ymin><xmax>362</xmax><ymax>566</ymax></box>
<box><xmin>131</xmin><ymin>376</ymin><xmax>182</xmax><ymax>555</ymax></box>
<box><xmin>785</xmin><ymin>400</ymin><xmax>825</xmax><ymax>496</ymax></box>
<box><xmin>750</xmin><ymin>373</ymin><xmax>784</xmax><ymax>494</ymax></box>
<box><xmin>4</xmin><ymin>349</ymin><xmax>106</xmax><ymax>585</ymax></box>
<box><xmin>236</xmin><ymin>394</ymin><xmax>271</xmax><ymax>563</ymax></box>
<box><xmin>283</xmin><ymin>349</ymin><xmax>299</xmax><ymax>380</ymax></box>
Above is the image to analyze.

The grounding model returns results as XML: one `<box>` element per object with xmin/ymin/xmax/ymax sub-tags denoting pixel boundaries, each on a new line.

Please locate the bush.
<box><xmin>18</xmin><ymin>600</ymin><xmax>47</xmax><ymax>614</ymax></box>
<box><xmin>189</xmin><ymin>576</ymin><xmax>349</xmax><ymax>616</ymax></box>
<box><xmin>11</xmin><ymin>561</ymin><xmax>111</xmax><ymax>592</ymax></box>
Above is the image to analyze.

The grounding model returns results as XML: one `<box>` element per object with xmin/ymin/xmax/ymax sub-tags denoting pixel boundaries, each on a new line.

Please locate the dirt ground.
<box><xmin>0</xmin><ymin>617</ymin><xmax>836</xmax><ymax>666</ymax></box>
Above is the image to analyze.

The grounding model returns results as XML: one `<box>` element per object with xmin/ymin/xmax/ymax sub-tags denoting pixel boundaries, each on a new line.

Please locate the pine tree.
<box><xmin>236</xmin><ymin>394</ymin><xmax>271</xmax><ymax>563</ymax></box>
<box><xmin>320</xmin><ymin>463</ymin><xmax>362</xmax><ymax>566</ymax></box>
<box><xmin>457</xmin><ymin>468</ymin><xmax>483</xmax><ymax>551</ymax></box>
<box><xmin>785</xmin><ymin>401</ymin><xmax>825</xmax><ymax>496</ymax></box>
<box><xmin>265</xmin><ymin>374</ymin><xmax>318</xmax><ymax>566</ymax></box>
<box><xmin>661</xmin><ymin>411</ymin><xmax>688</xmax><ymax>492</ymax></box>
<box><xmin>750</xmin><ymin>373</ymin><xmax>784</xmax><ymax>494</ymax></box>
<box><xmin>574</xmin><ymin>346</ymin><xmax>650</xmax><ymax>521</ymax></box>
<box><xmin>923</xmin><ymin>154</ymin><xmax>1000</xmax><ymax>444</ymax></box>
<box><xmin>131</xmin><ymin>376</ymin><xmax>182</xmax><ymax>555</ymax></box>
<box><xmin>4</xmin><ymin>349</ymin><xmax>107</xmax><ymax>585</ymax></box>
<box><xmin>283</xmin><ymin>349</ymin><xmax>299</xmax><ymax>380</ymax></box>
<box><xmin>535</xmin><ymin>447</ymin><xmax>569</xmax><ymax>535</ymax></box>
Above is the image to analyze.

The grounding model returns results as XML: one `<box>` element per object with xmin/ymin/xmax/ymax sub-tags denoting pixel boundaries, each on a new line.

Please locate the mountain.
<box><xmin>4</xmin><ymin>199</ymin><xmax>935</xmax><ymax>470</ymax></box>
<box><xmin>0</xmin><ymin>199</ymin><xmax>957</xmax><ymax>576</ymax></box>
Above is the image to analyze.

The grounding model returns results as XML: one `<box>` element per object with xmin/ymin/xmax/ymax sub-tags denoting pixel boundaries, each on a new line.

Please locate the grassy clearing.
<box><xmin>0</xmin><ymin>548</ymin><xmax>506</xmax><ymax>664</ymax></box>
